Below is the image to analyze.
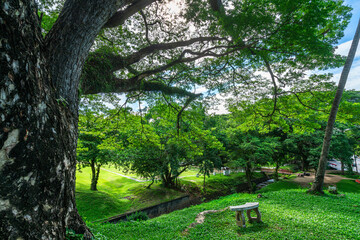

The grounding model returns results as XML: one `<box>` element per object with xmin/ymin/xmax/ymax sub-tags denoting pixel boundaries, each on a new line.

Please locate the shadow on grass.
<box><xmin>257</xmin><ymin>180</ymin><xmax>303</xmax><ymax>194</ymax></box>
<box><xmin>336</xmin><ymin>179</ymin><xmax>360</xmax><ymax>193</ymax></box>
<box><xmin>236</xmin><ymin>222</ymin><xmax>269</xmax><ymax>235</ymax></box>
<box><xmin>76</xmin><ymin>190</ymin><xmax>131</xmax><ymax>222</ymax></box>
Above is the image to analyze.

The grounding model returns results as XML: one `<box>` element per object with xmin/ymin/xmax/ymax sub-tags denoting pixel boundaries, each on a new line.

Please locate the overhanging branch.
<box><xmin>104</xmin><ymin>0</ymin><xmax>157</xmax><ymax>28</ymax></box>
<box><xmin>110</xmin><ymin>37</ymin><xmax>229</xmax><ymax>71</ymax></box>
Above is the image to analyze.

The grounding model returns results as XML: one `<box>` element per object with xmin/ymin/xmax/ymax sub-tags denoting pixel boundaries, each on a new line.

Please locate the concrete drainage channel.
<box><xmin>94</xmin><ymin>175</ymin><xmax>275</xmax><ymax>224</ymax></box>
<box><xmin>256</xmin><ymin>179</ymin><xmax>275</xmax><ymax>190</ymax></box>
<box><xmin>93</xmin><ymin>195</ymin><xmax>196</xmax><ymax>224</ymax></box>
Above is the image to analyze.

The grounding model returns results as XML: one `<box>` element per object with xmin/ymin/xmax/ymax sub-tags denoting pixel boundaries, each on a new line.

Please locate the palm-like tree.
<box><xmin>310</xmin><ymin>18</ymin><xmax>360</xmax><ymax>194</ymax></box>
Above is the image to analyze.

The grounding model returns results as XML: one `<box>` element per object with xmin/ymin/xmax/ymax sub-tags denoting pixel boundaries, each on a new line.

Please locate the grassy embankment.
<box><xmin>76</xmin><ymin>166</ymin><xmax>262</xmax><ymax>221</ymax></box>
<box><xmin>76</xmin><ymin>166</ymin><xmax>185</xmax><ymax>222</ymax></box>
<box><xmin>89</xmin><ymin>179</ymin><xmax>360</xmax><ymax>240</ymax></box>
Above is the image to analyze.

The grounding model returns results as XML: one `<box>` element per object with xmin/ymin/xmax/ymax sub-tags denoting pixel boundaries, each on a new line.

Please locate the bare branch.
<box><xmin>264</xmin><ymin>58</ymin><xmax>278</xmax><ymax>118</ymax></box>
<box><xmin>139</xmin><ymin>10</ymin><xmax>152</xmax><ymax>45</ymax></box>
<box><xmin>177</xmin><ymin>95</ymin><xmax>199</xmax><ymax>136</ymax></box>
<box><xmin>291</xmin><ymin>92</ymin><xmax>327</xmax><ymax>112</ymax></box>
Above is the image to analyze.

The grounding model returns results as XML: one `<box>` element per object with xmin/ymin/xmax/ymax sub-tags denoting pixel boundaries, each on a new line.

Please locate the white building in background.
<box><xmin>328</xmin><ymin>157</ymin><xmax>360</xmax><ymax>173</ymax></box>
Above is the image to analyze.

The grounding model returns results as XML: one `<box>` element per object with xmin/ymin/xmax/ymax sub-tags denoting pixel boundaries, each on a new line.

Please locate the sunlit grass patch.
<box><xmin>76</xmin><ymin>167</ymin><xmax>185</xmax><ymax>221</ymax></box>
<box><xmin>90</xmin><ymin>189</ymin><xmax>360</xmax><ymax>239</ymax></box>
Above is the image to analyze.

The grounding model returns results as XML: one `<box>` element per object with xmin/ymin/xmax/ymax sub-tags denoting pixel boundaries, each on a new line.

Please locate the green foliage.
<box><xmin>226</xmin><ymin>127</ymin><xmax>279</xmax><ymax>177</ymax></box>
<box><xmin>80</xmin><ymin>47</ymin><xmax>117</xmax><ymax>94</ymax></box>
<box><xmin>40</xmin><ymin>11</ymin><xmax>59</xmax><ymax>35</ymax></box>
<box><xmin>330</xmin><ymin>127</ymin><xmax>354</xmax><ymax>172</ymax></box>
<box><xmin>118</xmin><ymin>102</ymin><xmax>224</xmax><ymax>187</ymax></box>
<box><xmin>226</xmin><ymin>90</ymin><xmax>360</xmax><ymax>173</ymax></box>
<box><xmin>77</xmin><ymin>95</ymin><xmax>125</xmax><ymax>190</ymax></box>
<box><xmin>65</xmin><ymin>229</ymin><xmax>83</xmax><ymax>240</ymax></box>
<box><xmin>336</xmin><ymin>179</ymin><xmax>360</xmax><ymax>193</ymax></box>
<box><xmin>126</xmin><ymin>211</ymin><xmax>149</xmax><ymax>222</ymax></box>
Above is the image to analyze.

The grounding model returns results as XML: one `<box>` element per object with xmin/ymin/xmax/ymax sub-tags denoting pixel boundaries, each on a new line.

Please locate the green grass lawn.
<box><xmin>336</xmin><ymin>179</ymin><xmax>360</xmax><ymax>193</ymax></box>
<box><xmin>180</xmin><ymin>171</ymin><xmax>262</xmax><ymax>184</ymax></box>
<box><xmin>101</xmin><ymin>165</ymin><xmax>145</xmax><ymax>179</ymax></box>
<box><xmin>89</xmin><ymin>180</ymin><xmax>360</xmax><ymax>240</ymax></box>
<box><xmin>102</xmin><ymin>165</ymin><xmax>201</xmax><ymax>180</ymax></box>
<box><xmin>76</xmin><ymin>167</ymin><xmax>185</xmax><ymax>222</ymax></box>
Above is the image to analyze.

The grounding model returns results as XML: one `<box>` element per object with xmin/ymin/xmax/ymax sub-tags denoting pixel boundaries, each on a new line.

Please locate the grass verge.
<box><xmin>90</xmin><ymin>185</ymin><xmax>360</xmax><ymax>239</ymax></box>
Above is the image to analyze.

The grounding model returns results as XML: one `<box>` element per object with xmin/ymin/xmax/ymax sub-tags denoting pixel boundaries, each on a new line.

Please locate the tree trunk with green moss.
<box><xmin>0</xmin><ymin>0</ymin><xmax>123</xmax><ymax>238</ymax></box>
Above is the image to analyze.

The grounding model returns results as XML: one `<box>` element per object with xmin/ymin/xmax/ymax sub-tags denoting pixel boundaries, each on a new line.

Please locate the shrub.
<box><xmin>126</xmin><ymin>211</ymin><xmax>149</xmax><ymax>222</ymax></box>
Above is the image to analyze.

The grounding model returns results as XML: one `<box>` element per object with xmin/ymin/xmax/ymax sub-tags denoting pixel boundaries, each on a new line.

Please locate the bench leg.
<box><xmin>246</xmin><ymin>207</ymin><xmax>262</xmax><ymax>223</ymax></box>
<box><xmin>235</xmin><ymin>211</ymin><xmax>246</xmax><ymax>227</ymax></box>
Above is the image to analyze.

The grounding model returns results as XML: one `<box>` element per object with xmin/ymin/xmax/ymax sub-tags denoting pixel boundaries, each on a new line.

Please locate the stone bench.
<box><xmin>229</xmin><ymin>202</ymin><xmax>261</xmax><ymax>227</ymax></box>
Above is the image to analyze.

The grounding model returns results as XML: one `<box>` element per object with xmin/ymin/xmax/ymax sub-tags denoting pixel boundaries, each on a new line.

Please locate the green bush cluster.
<box><xmin>126</xmin><ymin>211</ymin><xmax>149</xmax><ymax>222</ymax></box>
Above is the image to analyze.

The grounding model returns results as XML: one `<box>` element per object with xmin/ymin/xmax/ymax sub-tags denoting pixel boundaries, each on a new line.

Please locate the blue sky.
<box><xmin>330</xmin><ymin>0</ymin><xmax>360</xmax><ymax>90</ymax></box>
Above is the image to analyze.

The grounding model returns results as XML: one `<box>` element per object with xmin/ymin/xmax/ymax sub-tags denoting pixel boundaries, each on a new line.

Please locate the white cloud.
<box><xmin>330</xmin><ymin>62</ymin><xmax>360</xmax><ymax>90</ymax></box>
<box><xmin>207</xmin><ymin>93</ymin><xmax>231</xmax><ymax>115</ymax></box>
<box><xmin>195</xmin><ymin>86</ymin><xmax>208</xmax><ymax>94</ymax></box>
<box><xmin>320</xmin><ymin>40</ymin><xmax>360</xmax><ymax>90</ymax></box>
<box><xmin>335</xmin><ymin>40</ymin><xmax>360</xmax><ymax>58</ymax></box>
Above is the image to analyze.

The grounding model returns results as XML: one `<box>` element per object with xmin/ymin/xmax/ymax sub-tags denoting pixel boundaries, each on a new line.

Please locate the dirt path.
<box><xmin>292</xmin><ymin>172</ymin><xmax>350</xmax><ymax>187</ymax></box>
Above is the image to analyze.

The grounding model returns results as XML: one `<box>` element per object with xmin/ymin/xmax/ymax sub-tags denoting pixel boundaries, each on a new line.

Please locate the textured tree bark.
<box><xmin>0</xmin><ymin>0</ymin><xmax>125</xmax><ymax>238</ymax></box>
<box><xmin>45</xmin><ymin>0</ymin><xmax>124</xmax><ymax>115</ymax></box>
<box><xmin>309</xmin><ymin>18</ymin><xmax>360</xmax><ymax>194</ymax></box>
<box><xmin>0</xmin><ymin>1</ymin><xmax>78</xmax><ymax>238</ymax></box>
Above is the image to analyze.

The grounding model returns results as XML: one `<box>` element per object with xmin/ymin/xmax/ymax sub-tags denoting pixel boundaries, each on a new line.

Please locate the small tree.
<box><xmin>77</xmin><ymin>95</ymin><xmax>122</xmax><ymax>190</ymax></box>
<box><xmin>118</xmin><ymin>103</ymin><xmax>224</xmax><ymax>188</ymax></box>
<box><xmin>227</xmin><ymin>130</ymin><xmax>279</xmax><ymax>192</ymax></box>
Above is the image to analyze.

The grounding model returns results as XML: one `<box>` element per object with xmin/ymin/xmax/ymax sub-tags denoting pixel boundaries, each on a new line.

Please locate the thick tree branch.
<box><xmin>122</xmin><ymin>44</ymin><xmax>244</xmax><ymax>82</ymax></box>
<box><xmin>81</xmin><ymin>43</ymin><xmax>244</xmax><ymax>99</ymax></box>
<box><xmin>45</xmin><ymin>0</ymin><xmax>125</xmax><ymax>114</ymax></box>
<box><xmin>104</xmin><ymin>0</ymin><xmax>157</xmax><ymax>28</ymax></box>
<box><xmin>110</xmin><ymin>37</ymin><xmax>229</xmax><ymax>71</ymax></box>
<box><xmin>114</xmin><ymin>78</ymin><xmax>202</xmax><ymax>98</ymax></box>
<box><xmin>209</xmin><ymin>0</ymin><xmax>224</xmax><ymax>14</ymax></box>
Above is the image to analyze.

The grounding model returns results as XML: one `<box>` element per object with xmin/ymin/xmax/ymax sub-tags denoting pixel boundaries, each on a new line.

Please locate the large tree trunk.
<box><xmin>0</xmin><ymin>0</ymin><xmax>123</xmax><ymax>238</ymax></box>
<box><xmin>310</xmin><ymin>18</ymin><xmax>360</xmax><ymax>194</ymax></box>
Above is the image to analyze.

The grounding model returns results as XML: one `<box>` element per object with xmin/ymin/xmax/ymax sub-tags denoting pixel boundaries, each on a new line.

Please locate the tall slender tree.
<box><xmin>310</xmin><ymin>18</ymin><xmax>360</xmax><ymax>194</ymax></box>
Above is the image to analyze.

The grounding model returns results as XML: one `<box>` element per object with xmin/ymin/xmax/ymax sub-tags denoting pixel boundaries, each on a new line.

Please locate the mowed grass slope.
<box><xmin>90</xmin><ymin>181</ymin><xmax>360</xmax><ymax>240</ymax></box>
<box><xmin>76</xmin><ymin>167</ymin><xmax>185</xmax><ymax>222</ymax></box>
